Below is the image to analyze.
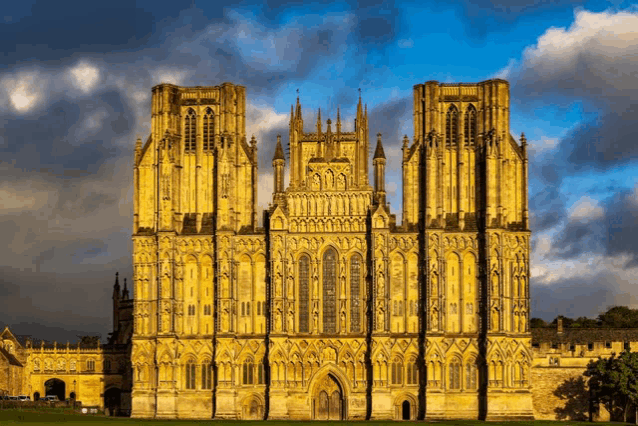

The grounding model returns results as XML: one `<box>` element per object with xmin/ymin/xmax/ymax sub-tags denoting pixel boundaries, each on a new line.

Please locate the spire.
<box><xmin>273</xmin><ymin>134</ymin><xmax>285</xmax><ymax>162</ymax></box>
<box><xmin>402</xmin><ymin>135</ymin><xmax>409</xmax><ymax>149</ymax></box>
<box><xmin>357</xmin><ymin>89</ymin><xmax>363</xmax><ymax>118</ymax></box>
<box><xmin>373</xmin><ymin>133</ymin><xmax>386</xmax><ymax>160</ymax></box>
<box><xmin>364</xmin><ymin>104</ymin><xmax>368</xmax><ymax>121</ymax></box>
<box><xmin>290</xmin><ymin>105</ymin><xmax>294</xmax><ymax>123</ymax></box>
<box><xmin>295</xmin><ymin>90</ymin><xmax>302</xmax><ymax>121</ymax></box>
<box><xmin>317</xmin><ymin>108</ymin><xmax>322</xmax><ymax>134</ymax></box>
<box><xmin>122</xmin><ymin>278</ymin><xmax>129</xmax><ymax>300</ymax></box>
<box><xmin>113</xmin><ymin>272</ymin><xmax>120</xmax><ymax>298</ymax></box>
<box><xmin>336</xmin><ymin>107</ymin><xmax>341</xmax><ymax>133</ymax></box>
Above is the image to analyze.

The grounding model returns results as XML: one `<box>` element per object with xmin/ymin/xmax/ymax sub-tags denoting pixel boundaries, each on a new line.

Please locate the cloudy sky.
<box><xmin>1</xmin><ymin>0</ymin><xmax>637</xmax><ymax>342</ymax></box>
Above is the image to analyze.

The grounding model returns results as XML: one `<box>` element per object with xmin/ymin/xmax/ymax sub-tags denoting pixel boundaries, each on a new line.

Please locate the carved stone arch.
<box><xmin>241</xmin><ymin>393</ymin><xmax>265</xmax><ymax>420</ymax></box>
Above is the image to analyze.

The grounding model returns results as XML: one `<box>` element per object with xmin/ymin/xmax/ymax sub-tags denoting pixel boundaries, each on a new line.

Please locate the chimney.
<box><xmin>557</xmin><ymin>317</ymin><xmax>563</xmax><ymax>334</ymax></box>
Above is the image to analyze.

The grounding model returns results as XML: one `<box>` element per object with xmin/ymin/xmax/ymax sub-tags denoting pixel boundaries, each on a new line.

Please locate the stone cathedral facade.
<box><xmin>130</xmin><ymin>79</ymin><xmax>533</xmax><ymax>420</ymax></box>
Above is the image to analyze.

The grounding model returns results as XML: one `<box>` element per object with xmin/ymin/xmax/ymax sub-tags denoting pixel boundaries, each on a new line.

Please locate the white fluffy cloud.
<box><xmin>67</xmin><ymin>60</ymin><xmax>101</xmax><ymax>94</ymax></box>
<box><xmin>569</xmin><ymin>195</ymin><xmax>604</xmax><ymax>221</ymax></box>
<box><xmin>1</xmin><ymin>71</ymin><xmax>46</xmax><ymax>113</ymax></box>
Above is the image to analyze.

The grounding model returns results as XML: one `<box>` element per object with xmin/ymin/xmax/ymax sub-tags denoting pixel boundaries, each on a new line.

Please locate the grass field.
<box><xmin>0</xmin><ymin>409</ymin><xmax>622</xmax><ymax>426</ymax></box>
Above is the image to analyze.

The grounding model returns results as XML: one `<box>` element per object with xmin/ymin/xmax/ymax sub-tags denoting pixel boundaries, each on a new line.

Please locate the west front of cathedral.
<box><xmin>129</xmin><ymin>79</ymin><xmax>532</xmax><ymax>420</ymax></box>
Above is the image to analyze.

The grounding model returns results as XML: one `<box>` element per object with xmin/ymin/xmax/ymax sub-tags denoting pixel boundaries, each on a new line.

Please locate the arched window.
<box><xmin>241</xmin><ymin>302</ymin><xmax>245</xmax><ymax>316</ymax></box>
<box><xmin>203</xmin><ymin>108</ymin><xmax>214</xmax><ymax>151</ymax></box>
<box><xmin>391</xmin><ymin>359</ymin><xmax>403</xmax><ymax>384</ymax></box>
<box><xmin>446</xmin><ymin>105</ymin><xmax>459</xmax><ymax>147</ymax></box>
<box><xmin>257</xmin><ymin>363</ymin><xmax>265</xmax><ymax>384</ymax></box>
<box><xmin>350</xmin><ymin>255</ymin><xmax>362</xmax><ymax>332</ymax></box>
<box><xmin>323</xmin><ymin>248</ymin><xmax>337</xmax><ymax>333</ymax></box>
<box><xmin>449</xmin><ymin>359</ymin><xmax>461</xmax><ymax>389</ymax></box>
<box><xmin>246</xmin><ymin>302</ymin><xmax>251</xmax><ymax>316</ymax></box>
<box><xmin>464</xmin><ymin>104</ymin><xmax>477</xmax><ymax>146</ymax></box>
<box><xmin>466</xmin><ymin>361</ymin><xmax>478</xmax><ymax>390</ymax></box>
<box><xmin>201</xmin><ymin>362</ymin><xmax>212</xmax><ymax>389</ymax></box>
<box><xmin>185</xmin><ymin>108</ymin><xmax>197</xmax><ymax>152</ymax></box>
<box><xmin>185</xmin><ymin>360</ymin><xmax>197</xmax><ymax>389</ymax></box>
<box><xmin>406</xmin><ymin>361</ymin><xmax>418</xmax><ymax>385</ymax></box>
<box><xmin>299</xmin><ymin>256</ymin><xmax>310</xmax><ymax>332</ymax></box>
<box><xmin>243</xmin><ymin>360</ymin><xmax>254</xmax><ymax>385</ymax></box>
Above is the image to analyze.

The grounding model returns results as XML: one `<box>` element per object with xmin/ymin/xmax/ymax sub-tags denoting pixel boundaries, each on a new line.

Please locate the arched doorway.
<box><xmin>33</xmin><ymin>392</ymin><xmax>40</xmax><ymax>401</ymax></box>
<box><xmin>313</xmin><ymin>374</ymin><xmax>344</xmax><ymax>420</ymax></box>
<box><xmin>402</xmin><ymin>400</ymin><xmax>411</xmax><ymax>420</ymax></box>
<box><xmin>241</xmin><ymin>396</ymin><xmax>264</xmax><ymax>420</ymax></box>
<box><xmin>104</xmin><ymin>388</ymin><xmax>121</xmax><ymax>416</ymax></box>
<box><xmin>44</xmin><ymin>378</ymin><xmax>65</xmax><ymax>401</ymax></box>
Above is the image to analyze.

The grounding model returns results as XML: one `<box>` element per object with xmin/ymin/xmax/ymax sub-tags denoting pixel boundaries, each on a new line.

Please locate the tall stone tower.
<box><xmin>405</xmin><ymin>79</ymin><xmax>532</xmax><ymax>419</ymax></box>
<box><xmin>131</xmin><ymin>83</ymin><xmax>258</xmax><ymax>418</ymax></box>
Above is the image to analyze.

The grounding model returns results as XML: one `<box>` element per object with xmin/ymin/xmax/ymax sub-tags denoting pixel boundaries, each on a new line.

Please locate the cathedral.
<box><xmin>129</xmin><ymin>79</ymin><xmax>533</xmax><ymax>420</ymax></box>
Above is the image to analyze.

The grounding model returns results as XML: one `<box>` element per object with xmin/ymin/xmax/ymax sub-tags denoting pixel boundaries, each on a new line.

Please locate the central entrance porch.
<box><xmin>312</xmin><ymin>374</ymin><xmax>344</xmax><ymax>420</ymax></box>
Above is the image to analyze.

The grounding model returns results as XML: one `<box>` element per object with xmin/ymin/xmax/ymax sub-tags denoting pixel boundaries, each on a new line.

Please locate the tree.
<box><xmin>585</xmin><ymin>350</ymin><xmax>638</xmax><ymax>422</ymax></box>
<box><xmin>598</xmin><ymin>306</ymin><xmax>638</xmax><ymax>329</ymax></box>
<box><xmin>530</xmin><ymin>318</ymin><xmax>547</xmax><ymax>328</ymax></box>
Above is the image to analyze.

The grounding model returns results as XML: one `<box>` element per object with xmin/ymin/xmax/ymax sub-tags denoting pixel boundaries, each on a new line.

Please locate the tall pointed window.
<box><xmin>185</xmin><ymin>108</ymin><xmax>197</xmax><ymax>152</ymax></box>
<box><xmin>323</xmin><ymin>248</ymin><xmax>337</xmax><ymax>333</ymax></box>
<box><xmin>464</xmin><ymin>104</ymin><xmax>477</xmax><ymax>146</ymax></box>
<box><xmin>203</xmin><ymin>108</ymin><xmax>214</xmax><ymax>151</ymax></box>
<box><xmin>299</xmin><ymin>256</ymin><xmax>310</xmax><ymax>332</ymax></box>
<box><xmin>350</xmin><ymin>255</ymin><xmax>362</xmax><ymax>332</ymax></box>
<box><xmin>446</xmin><ymin>105</ymin><xmax>458</xmax><ymax>147</ymax></box>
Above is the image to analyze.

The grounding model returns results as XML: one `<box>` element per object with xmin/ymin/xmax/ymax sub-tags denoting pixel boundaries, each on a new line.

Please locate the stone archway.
<box><xmin>44</xmin><ymin>378</ymin><xmax>65</xmax><ymax>401</ymax></box>
<box><xmin>104</xmin><ymin>387</ymin><xmax>121</xmax><ymax>416</ymax></box>
<box><xmin>313</xmin><ymin>374</ymin><xmax>344</xmax><ymax>420</ymax></box>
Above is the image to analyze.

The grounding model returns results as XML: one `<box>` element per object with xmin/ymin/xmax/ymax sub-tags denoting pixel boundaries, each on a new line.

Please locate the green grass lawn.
<box><xmin>0</xmin><ymin>409</ymin><xmax>624</xmax><ymax>426</ymax></box>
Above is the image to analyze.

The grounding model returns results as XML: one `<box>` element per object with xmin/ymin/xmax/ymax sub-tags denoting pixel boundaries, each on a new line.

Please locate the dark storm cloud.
<box><xmin>531</xmin><ymin>272</ymin><xmax>619</xmax><ymax>321</ymax></box>
<box><xmin>0</xmin><ymin>0</ymin><xmax>194</xmax><ymax>66</ymax></box>
<box><xmin>528</xmin><ymin>186</ymin><xmax>567</xmax><ymax>232</ymax></box>
<box><xmin>368</xmin><ymin>96</ymin><xmax>411</xmax><ymax>148</ymax></box>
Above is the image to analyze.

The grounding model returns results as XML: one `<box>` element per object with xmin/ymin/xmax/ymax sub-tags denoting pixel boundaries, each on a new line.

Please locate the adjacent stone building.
<box><xmin>0</xmin><ymin>274</ymin><xmax>133</xmax><ymax>414</ymax></box>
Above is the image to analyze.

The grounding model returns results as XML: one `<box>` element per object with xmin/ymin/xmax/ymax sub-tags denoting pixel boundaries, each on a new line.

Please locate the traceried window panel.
<box><xmin>350</xmin><ymin>255</ymin><xmax>362</xmax><ymax>332</ymax></box>
<box><xmin>446</xmin><ymin>105</ymin><xmax>459</xmax><ymax>147</ymax></box>
<box><xmin>299</xmin><ymin>256</ymin><xmax>310</xmax><ymax>333</ymax></box>
<box><xmin>184</xmin><ymin>108</ymin><xmax>196</xmax><ymax>152</ymax></box>
<box><xmin>203</xmin><ymin>108</ymin><xmax>214</xmax><ymax>151</ymax></box>
<box><xmin>323</xmin><ymin>248</ymin><xmax>337</xmax><ymax>333</ymax></box>
<box><xmin>464</xmin><ymin>104</ymin><xmax>477</xmax><ymax>146</ymax></box>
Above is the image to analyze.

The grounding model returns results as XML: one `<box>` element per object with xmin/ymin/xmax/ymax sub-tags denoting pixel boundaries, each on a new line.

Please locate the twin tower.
<box><xmin>131</xmin><ymin>80</ymin><xmax>532</xmax><ymax>420</ymax></box>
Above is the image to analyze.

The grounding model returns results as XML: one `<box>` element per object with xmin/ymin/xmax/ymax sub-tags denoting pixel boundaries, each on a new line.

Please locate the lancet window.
<box><xmin>350</xmin><ymin>255</ymin><xmax>362</xmax><ymax>332</ymax></box>
<box><xmin>185</xmin><ymin>108</ymin><xmax>196</xmax><ymax>152</ymax></box>
<box><xmin>464</xmin><ymin>104</ymin><xmax>477</xmax><ymax>146</ymax></box>
<box><xmin>446</xmin><ymin>105</ymin><xmax>459</xmax><ymax>147</ymax></box>
<box><xmin>323</xmin><ymin>248</ymin><xmax>337</xmax><ymax>333</ymax></box>
<box><xmin>299</xmin><ymin>256</ymin><xmax>310</xmax><ymax>333</ymax></box>
<box><xmin>185</xmin><ymin>360</ymin><xmax>196</xmax><ymax>389</ymax></box>
<box><xmin>203</xmin><ymin>108</ymin><xmax>214</xmax><ymax>151</ymax></box>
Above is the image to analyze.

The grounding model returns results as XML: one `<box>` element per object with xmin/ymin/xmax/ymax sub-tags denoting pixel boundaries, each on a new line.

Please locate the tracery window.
<box><xmin>257</xmin><ymin>363</ymin><xmax>265</xmax><ymax>384</ymax></box>
<box><xmin>185</xmin><ymin>360</ymin><xmax>197</xmax><ymax>389</ymax></box>
<box><xmin>464</xmin><ymin>104</ymin><xmax>477</xmax><ymax>146</ymax></box>
<box><xmin>201</xmin><ymin>363</ymin><xmax>212</xmax><ymax>389</ymax></box>
<box><xmin>86</xmin><ymin>359</ymin><xmax>95</xmax><ymax>371</ymax></box>
<box><xmin>299</xmin><ymin>256</ymin><xmax>310</xmax><ymax>332</ymax></box>
<box><xmin>350</xmin><ymin>255</ymin><xmax>362</xmax><ymax>332</ymax></box>
<box><xmin>243</xmin><ymin>360</ymin><xmax>254</xmax><ymax>385</ymax></box>
<box><xmin>466</xmin><ymin>362</ymin><xmax>478</xmax><ymax>390</ymax></box>
<box><xmin>391</xmin><ymin>359</ymin><xmax>403</xmax><ymax>385</ymax></box>
<box><xmin>203</xmin><ymin>108</ymin><xmax>214</xmax><ymax>151</ymax></box>
<box><xmin>449</xmin><ymin>360</ymin><xmax>461</xmax><ymax>390</ymax></box>
<box><xmin>446</xmin><ymin>105</ymin><xmax>459</xmax><ymax>147</ymax></box>
<box><xmin>323</xmin><ymin>248</ymin><xmax>337</xmax><ymax>333</ymax></box>
<box><xmin>185</xmin><ymin>108</ymin><xmax>197</xmax><ymax>152</ymax></box>
<box><xmin>406</xmin><ymin>361</ymin><xmax>418</xmax><ymax>385</ymax></box>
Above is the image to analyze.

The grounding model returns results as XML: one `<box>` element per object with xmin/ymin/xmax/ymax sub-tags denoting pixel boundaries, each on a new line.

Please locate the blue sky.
<box><xmin>1</xmin><ymin>0</ymin><xmax>637</xmax><ymax>341</ymax></box>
